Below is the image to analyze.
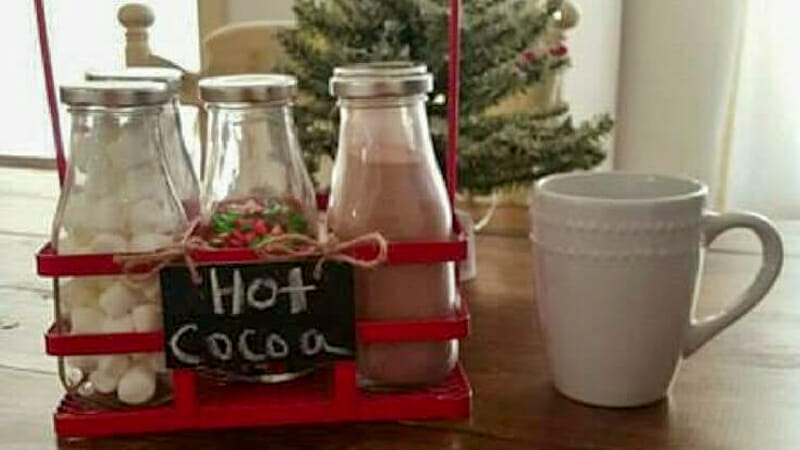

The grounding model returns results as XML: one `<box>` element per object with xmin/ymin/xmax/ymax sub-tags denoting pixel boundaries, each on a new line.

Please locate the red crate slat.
<box><xmin>44</xmin><ymin>324</ymin><xmax>163</xmax><ymax>355</ymax></box>
<box><xmin>36</xmin><ymin>243</ymin><xmax>152</xmax><ymax>277</ymax></box>
<box><xmin>358</xmin><ymin>301</ymin><xmax>470</xmax><ymax>344</ymax></box>
<box><xmin>37</xmin><ymin>235</ymin><xmax>467</xmax><ymax>278</ymax></box>
<box><xmin>54</xmin><ymin>363</ymin><xmax>471</xmax><ymax>438</ymax></box>
<box><xmin>44</xmin><ymin>293</ymin><xmax>470</xmax><ymax>355</ymax></box>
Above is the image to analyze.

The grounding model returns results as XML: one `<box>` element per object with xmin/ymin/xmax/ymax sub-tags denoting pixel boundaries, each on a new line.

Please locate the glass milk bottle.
<box><xmin>200</xmin><ymin>74</ymin><xmax>317</xmax><ymax>243</ymax></box>
<box><xmin>328</xmin><ymin>63</ymin><xmax>458</xmax><ymax>388</ymax></box>
<box><xmin>200</xmin><ymin>74</ymin><xmax>318</xmax><ymax>382</ymax></box>
<box><xmin>86</xmin><ymin>67</ymin><xmax>201</xmax><ymax>219</ymax></box>
<box><xmin>52</xmin><ymin>81</ymin><xmax>188</xmax><ymax>407</ymax></box>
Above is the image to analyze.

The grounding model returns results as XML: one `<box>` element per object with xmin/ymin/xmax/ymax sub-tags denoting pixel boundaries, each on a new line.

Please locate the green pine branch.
<box><xmin>459</xmin><ymin>112</ymin><xmax>614</xmax><ymax>194</ymax></box>
<box><xmin>280</xmin><ymin>0</ymin><xmax>612</xmax><ymax>193</ymax></box>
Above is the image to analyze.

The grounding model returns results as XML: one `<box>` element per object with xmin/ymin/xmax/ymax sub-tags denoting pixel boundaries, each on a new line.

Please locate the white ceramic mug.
<box><xmin>530</xmin><ymin>172</ymin><xmax>783</xmax><ymax>407</ymax></box>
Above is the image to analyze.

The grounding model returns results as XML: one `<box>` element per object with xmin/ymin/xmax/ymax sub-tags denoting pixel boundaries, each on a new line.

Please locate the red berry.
<box><xmin>550</xmin><ymin>45</ymin><xmax>568</xmax><ymax>57</ymax></box>
<box><xmin>232</xmin><ymin>229</ymin><xmax>245</xmax><ymax>241</ymax></box>
<box><xmin>243</xmin><ymin>232</ymin><xmax>256</xmax><ymax>243</ymax></box>
<box><xmin>253</xmin><ymin>220</ymin><xmax>268</xmax><ymax>235</ymax></box>
<box><xmin>522</xmin><ymin>48</ymin><xmax>537</xmax><ymax>62</ymax></box>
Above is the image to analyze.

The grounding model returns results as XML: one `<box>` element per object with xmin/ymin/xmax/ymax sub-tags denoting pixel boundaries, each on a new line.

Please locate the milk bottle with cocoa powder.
<box><xmin>328</xmin><ymin>63</ymin><xmax>458</xmax><ymax>388</ymax></box>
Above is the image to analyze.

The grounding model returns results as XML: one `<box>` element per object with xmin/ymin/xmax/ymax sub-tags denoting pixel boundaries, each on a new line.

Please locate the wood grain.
<box><xmin>1</xmin><ymin>168</ymin><xmax>799</xmax><ymax>449</ymax></box>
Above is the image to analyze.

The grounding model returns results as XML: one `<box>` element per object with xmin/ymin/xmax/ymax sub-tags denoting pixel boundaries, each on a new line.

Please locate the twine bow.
<box><xmin>114</xmin><ymin>221</ymin><xmax>388</xmax><ymax>285</ymax></box>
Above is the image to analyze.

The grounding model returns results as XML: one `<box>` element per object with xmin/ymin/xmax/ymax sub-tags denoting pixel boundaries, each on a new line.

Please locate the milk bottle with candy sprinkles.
<box><xmin>199</xmin><ymin>75</ymin><xmax>316</xmax><ymax>233</ymax></box>
<box><xmin>328</xmin><ymin>63</ymin><xmax>459</xmax><ymax>388</ymax></box>
<box><xmin>85</xmin><ymin>67</ymin><xmax>201</xmax><ymax>218</ymax></box>
<box><xmin>198</xmin><ymin>74</ymin><xmax>318</xmax><ymax>382</ymax></box>
<box><xmin>51</xmin><ymin>81</ymin><xmax>188</xmax><ymax>407</ymax></box>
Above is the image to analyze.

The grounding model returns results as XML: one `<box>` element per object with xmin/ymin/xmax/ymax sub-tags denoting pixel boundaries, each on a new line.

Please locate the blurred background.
<box><xmin>2</xmin><ymin>0</ymin><xmax>798</xmax><ymax>234</ymax></box>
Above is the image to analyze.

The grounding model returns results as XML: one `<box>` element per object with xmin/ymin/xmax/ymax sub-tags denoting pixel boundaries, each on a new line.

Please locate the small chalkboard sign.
<box><xmin>160</xmin><ymin>260</ymin><xmax>355</xmax><ymax>375</ymax></box>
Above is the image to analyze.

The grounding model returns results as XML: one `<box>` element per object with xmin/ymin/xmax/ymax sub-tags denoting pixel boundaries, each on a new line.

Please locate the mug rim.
<box><xmin>535</xmin><ymin>171</ymin><xmax>708</xmax><ymax>205</ymax></box>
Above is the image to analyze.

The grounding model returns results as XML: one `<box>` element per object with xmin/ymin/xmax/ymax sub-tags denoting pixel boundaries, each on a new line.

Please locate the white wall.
<box><xmin>47</xmin><ymin>0</ymin><xmax>200</xmax><ymax>78</ymax></box>
<box><xmin>613</xmin><ymin>0</ymin><xmax>747</xmax><ymax>204</ymax></box>
<box><xmin>0</xmin><ymin>1</ymin><xmax>52</xmax><ymax>157</ymax></box>
<box><xmin>48</xmin><ymin>0</ymin><xmax>200</xmax><ymax>163</ymax></box>
<box><xmin>0</xmin><ymin>0</ymin><xmax>199</xmax><ymax>159</ymax></box>
<box><xmin>228</xmin><ymin>0</ymin><xmax>294</xmax><ymax>23</ymax></box>
<box><xmin>562</xmin><ymin>0</ymin><xmax>623</xmax><ymax>168</ymax></box>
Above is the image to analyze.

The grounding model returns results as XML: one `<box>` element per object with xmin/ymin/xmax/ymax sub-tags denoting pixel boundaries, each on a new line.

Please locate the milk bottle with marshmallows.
<box><xmin>52</xmin><ymin>81</ymin><xmax>188</xmax><ymax>407</ymax></box>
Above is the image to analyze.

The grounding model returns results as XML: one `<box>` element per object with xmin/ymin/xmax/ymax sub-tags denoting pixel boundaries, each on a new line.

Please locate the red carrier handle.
<box><xmin>446</xmin><ymin>0</ymin><xmax>461</xmax><ymax>206</ymax></box>
<box><xmin>34</xmin><ymin>0</ymin><xmax>66</xmax><ymax>186</ymax></box>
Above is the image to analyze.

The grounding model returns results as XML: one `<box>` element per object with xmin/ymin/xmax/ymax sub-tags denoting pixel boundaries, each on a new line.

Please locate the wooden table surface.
<box><xmin>1</xmin><ymin>168</ymin><xmax>799</xmax><ymax>449</ymax></box>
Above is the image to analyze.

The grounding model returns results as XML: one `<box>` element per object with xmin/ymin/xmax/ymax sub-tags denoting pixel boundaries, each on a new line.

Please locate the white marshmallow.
<box><xmin>65</xmin><ymin>355</ymin><xmax>98</xmax><ymax>373</ymax></box>
<box><xmin>88</xmin><ymin>354</ymin><xmax>131</xmax><ymax>395</ymax></box>
<box><xmin>144</xmin><ymin>283</ymin><xmax>162</xmax><ymax>304</ymax></box>
<box><xmin>132</xmin><ymin>277</ymin><xmax>161</xmax><ymax>303</ymax></box>
<box><xmin>97</xmin><ymin>355</ymin><xmax>131</xmax><ymax>379</ymax></box>
<box><xmin>83</xmin><ymin>155</ymin><xmax>120</xmax><ymax>200</ymax></box>
<box><xmin>70</xmin><ymin>114</ymin><xmax>119</xmax><ymax>172</ymax></box>
<box><xmin>89</xmin><ymin>369</ymin><xmax>119</xmax><ymax>394</ymax></box>
<box><xmin>107</xmin><ymin>122</ymin><xmax>154</xmax><ymax>171</ymax></box>
<box><xmin>128</xmin><ymin>199</ymin><xmax>182</xmax><ymax>234</ymax></box>
<box><xmin>61</xmin><ymin>193</ymin><xmax>90</xmax><ymax>237</ymax></box>
<box><xmin>70</xmin><ymin>307</ymin><xmax>105</xmax><ymax>334</ymax></box>
<box><xmin>132</xmin><ymin>304</ymin><xmax>162</xmax><ymax>332</ymax></box>
<box><xmin>56</xmin><ymin>235</ymin><xmax>91</xmax><ymax>255</ymax></box>
<box><xmin>60</xmin><ymin>279</ymin><xmax>97</xmax><ymax>310</ymax></box>
<box><xmin>86</xmin><ymin>276</ymin><xmax>116</xmax><ymax>292</ymax></box>
<box><xmin>122</xmin><ymin>163</ymin><xmax>164</xmax><ymax>203</ymax></box>
<box><xmin>132</xmin><ymin>353</ymin><xmax>150</xmax><ymax>364</ymax></box>
<box><xmin>124</xmin><ymin>276</ymin><xmax>161</xmax><ymax>304</ymax></box>
<box><xmin>89</xmin><ymin>233</ymin><xmax>128</xmax><ymax>254</ymax></box>
<box><xmin>89</xmin><ymin>197</ymin><xmax>125</xmax><ymax>233</ymax></box>
<box><xmin>149</xmin><ymin>353</ymin><xmax>167</xmax><ymax>373</ymax></box>
<box><xmin>132</xmin><ymin>352</ymin><xmax>166</xmax><ymax>372</ymax></box>
<box><xmin>117</xmin><ymin>364</ymin><xmax>157</xmax><ymax>405</ymax></box>
<box><xmin>98</xmin><ymin>283</ymin><xmax>139</xmax><ymax>318</ymax></box>
<box><xmin>102</xmin><ymin>314</ymin><xmax>135</xmax><ymax>334</ymax></box>
<box><xmin>128</xmin><ymin>233</ymin><xmax>174</xmax><ymax>253</ymax></box>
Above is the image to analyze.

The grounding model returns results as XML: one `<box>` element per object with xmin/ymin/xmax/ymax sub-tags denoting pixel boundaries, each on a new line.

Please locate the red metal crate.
<box><xmin>34</xmin><ymin>0</ymin><xmax>468</xmax><ymax>438</ymax></box>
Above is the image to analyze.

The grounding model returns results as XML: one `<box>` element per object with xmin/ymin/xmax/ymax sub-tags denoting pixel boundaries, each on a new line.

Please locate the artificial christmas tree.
<box><xmin>281</xmin><ymin>0</ymin><xmax>613</xmax><ymax>194</ymax></box>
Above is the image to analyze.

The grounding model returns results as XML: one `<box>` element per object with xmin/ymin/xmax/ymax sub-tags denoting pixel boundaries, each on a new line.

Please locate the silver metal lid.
<box><xmin>330</xmin><ymin>62</ymin><xmax>433</xmax><ymax>98</ymax></box>
<box><xmin>85</xmin><ymin>67</ymin><xmax>183</xmax><ymax>93</ymax></box>
<box><xmin>199</xmin><ymin>74</ymin><xmax>297</xmax><ymax>103</ymax></box>
<box><xmin>59</xmin><ymin>81</ymin><xmax>171</xmax><ymax>107</ymax></box>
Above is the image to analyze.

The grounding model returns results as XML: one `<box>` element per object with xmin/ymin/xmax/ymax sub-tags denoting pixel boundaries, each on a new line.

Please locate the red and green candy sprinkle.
<box><xmin>203</xmin><ymin>197</ymin><xmax>309</xmax><ymax>249</ymax></box>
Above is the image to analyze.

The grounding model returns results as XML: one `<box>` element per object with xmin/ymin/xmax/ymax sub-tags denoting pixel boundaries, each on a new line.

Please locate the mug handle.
<box><xmin>682</xmin><ymin>211</ymin><xmax>784</xmax><ymax>357</ymax></box>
